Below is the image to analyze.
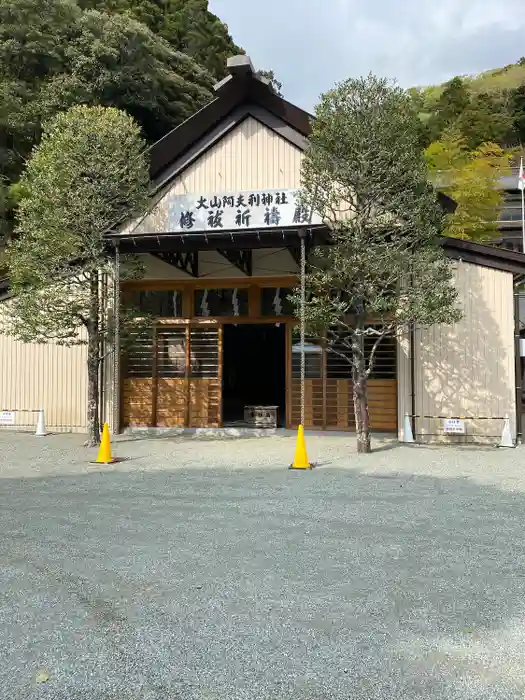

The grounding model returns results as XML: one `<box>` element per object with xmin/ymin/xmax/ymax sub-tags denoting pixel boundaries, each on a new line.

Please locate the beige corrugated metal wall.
<box><xmin>0</xmin><ymin>304</ymin><xmax>88</xmax><ymax>432</ymax></box>
<box><xmin>398</xmin><ymin>261</ymin><xmax>516</xmax><ymax>443</ymax></box>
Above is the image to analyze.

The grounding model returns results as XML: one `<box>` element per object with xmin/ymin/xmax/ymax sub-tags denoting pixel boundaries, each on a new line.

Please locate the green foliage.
<box><xmin>256</xmin><ymin>69</ymin><xmax>283</xmax><ymax>97</ymax></box>
<box><xmin>427</xmin><ymin>77</ymin><xmax>470</xmax><ymax>141</ymax></box>
<box><xmin>5</xmin><ymin>104</ymin><xmax>150</xmax><ymax>342</ymax></box>
<box><xmin>425</xmin><ymin>134</ymin><xmax>511</xmax><ymax>241</ymax></box>
<box><xmin>77</xmin><ymin>0</ymin><xmax>242</xmax><ymax>80</ymax></box>
<box><xmin>456</xmin><ymin>92</ymin><xmax>514</xmax><ymax>149</ymax></box>
<box><xmin>513</xmin><ymin>83</ymin><xmax>525</xmax><ymax>142</ymax></box>
<box><xmin>0</xmin><ymin>0</ymin><xmax>280</xmax><ymax>250</ymax></box>
<box><xmin>296</xmin><ymin>75</ymin><xmax>461</xmax><ymax>451</ymax></box>
<box><xmin>0</xmin><ymin>0</ymin><xmax>215</xmax><ymax>182</ymax></box>
<box><xmin>410</xmin><ymin>61</ymin><xmax>525</xmax><ymax>148</ymax></box>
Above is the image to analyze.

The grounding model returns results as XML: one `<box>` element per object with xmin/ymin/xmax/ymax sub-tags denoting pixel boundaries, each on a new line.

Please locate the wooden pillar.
<box><xmin>185</xmin><ymin>324</ymin><xmax>191</xmax><ymax>427</ymax></box>
<box><xmin>218</xmin><ymin>324</ymin><xmax>224</xmax><ymax>427</ymax></box>
<box><xmin>151</xmin><ymin>326</ymin><xmax>158</xmax><ymax>427</ymax></box>
<box><xmin>285</xmin><ymin>322</ymin><xmax>292</xmax><ymax>429</ymax></box>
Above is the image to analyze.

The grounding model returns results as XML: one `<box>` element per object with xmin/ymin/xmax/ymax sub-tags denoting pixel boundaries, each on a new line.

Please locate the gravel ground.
<box><xmin>1</xmin><ymin>430</ymin><xmax>525</xmax><ymax>699</ymax></box>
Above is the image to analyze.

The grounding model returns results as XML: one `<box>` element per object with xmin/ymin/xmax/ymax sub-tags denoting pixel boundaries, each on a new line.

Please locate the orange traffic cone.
<box><xmin>93</xmin><ymin>422</ymin><xmax>116</xmax><ymax>464</ymax></box>
<box><xmin>289</xmin><ymin>424</ymin><xmax>311</xmax><ymax>470</ymax></box>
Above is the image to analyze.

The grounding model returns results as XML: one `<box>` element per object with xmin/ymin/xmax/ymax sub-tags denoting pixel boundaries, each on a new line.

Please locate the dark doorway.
<box><xmin>222</xmin><ymin>324</ymin><xmax>286</xmax><ymax>426</ymax></box>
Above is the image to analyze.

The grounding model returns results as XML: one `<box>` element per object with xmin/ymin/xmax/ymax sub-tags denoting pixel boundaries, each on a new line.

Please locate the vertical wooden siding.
<box><xmin>397</xmin><ymin>262</ymin><xmax>516</xmax><ymax>441</ymax></box>
<box><xmin>131</xmin><ymin>117</ymin><xmax>304</xmax><ymax>237</ymax></box>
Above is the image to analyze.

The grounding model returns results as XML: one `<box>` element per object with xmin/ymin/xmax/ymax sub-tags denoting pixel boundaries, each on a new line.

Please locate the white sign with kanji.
<box><xmin>443</xmin><ymin>418</ymin><xmax>465</xmax><ymax>434</ymax></box>
<box><xmin>0</xmin><ymin>410</ymin><xmax>15</xmax><ymax>425</ymax></box>
<box><xmin>167</xmin><ymin>188</ymin><xmax>322</xmax><ymax>232</ymax></box>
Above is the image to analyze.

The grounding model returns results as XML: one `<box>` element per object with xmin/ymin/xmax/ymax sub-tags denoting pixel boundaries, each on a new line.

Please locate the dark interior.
<box><xmin>222</xmin><ymin>324</ymin><xmax>286</xmax><ymax>426</ymax></box>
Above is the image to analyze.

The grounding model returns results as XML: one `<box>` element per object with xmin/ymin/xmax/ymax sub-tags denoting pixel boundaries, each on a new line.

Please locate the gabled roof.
<box><xmin>147</xmin><ymin>55</ymin><xmax>458</xmax><ymax>213</ymax></box>
<box><xmin>441</xmin><ymin>236</ymin><xmax>525</xmax><ymax>277</ymax></box>
<box><xmin>149</xmin><ymin>55</ymin><xmax>313</xmax><ymax>185</ymax></box>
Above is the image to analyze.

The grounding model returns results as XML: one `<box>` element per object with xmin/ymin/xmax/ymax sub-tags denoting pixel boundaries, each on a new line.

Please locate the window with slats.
<box><xmin>189</xmin><ymin>328</ymin><xmax>219</xmax><ymax>378</ymax></box>
<box><xmin>125</xmin><ymin>330</ymin><xmax>154</xmax><ymax>377</ymax></box>
<box><xmin>326</xmin><ymin>328</ymin><xmax>396</xmax><ymax>379</ymax></box>
<box><xmin>156</xmin><ymin>328</ymin><xmax>186</xmax><ymax>377</ymax></box>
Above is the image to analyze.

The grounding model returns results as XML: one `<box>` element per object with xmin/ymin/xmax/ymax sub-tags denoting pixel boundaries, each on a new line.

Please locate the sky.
<box><xmin>209</xmin><ymin>0</ymin><xmax>525</xmax><ymax>111</ymax></box>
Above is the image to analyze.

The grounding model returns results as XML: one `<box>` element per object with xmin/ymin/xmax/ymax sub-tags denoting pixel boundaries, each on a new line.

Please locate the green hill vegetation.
<box><xmin>413</xmin><ymin>60</ymin><xmax>525</xmax><ymax>241</ymax></box>
<box><xmin>409</xmin><ymin>58</ymin><xmax>525</xmax><ymax>150</ymax></box>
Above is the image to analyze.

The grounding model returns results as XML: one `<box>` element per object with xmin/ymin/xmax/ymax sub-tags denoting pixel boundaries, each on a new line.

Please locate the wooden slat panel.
<box><xmin>156</xmin><ymin>378</ymin><xmax>186</xmax><ymax>427</ymax></box>
<box><xmin>122</xmin><ymin>378</ymin><xmax>153</xmax><ymax>426</ymax></box>
<box><xmin>189</xmin><ymin>327</ymin><xmax>220</xmax><ymax>427</ymax></box>
<box><xmin>292</xmin><ymin>378</ymin><xmax>397</xmax><ymax>432</ymax></box>
<box><xmin>291</xmin><ymin>379</ymin><xmax>323</xmax><ymax>429</ymax></box>
<box><xmin>189</xmin><ymin>379</ymin><xmax>220</xmax><ymax>427</ymax></box>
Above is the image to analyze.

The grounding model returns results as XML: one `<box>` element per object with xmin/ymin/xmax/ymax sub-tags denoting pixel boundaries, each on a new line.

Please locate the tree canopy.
<box><xmin>0</xmin><ymin>0</ymin><xmax>282</xmax><ymax>252</ymax></box>
<box><xmin>0</xmin><ymin>0</ymin><xmax>215</xmax><ymax>186</ymax></box>
<box><xmin>77</xmin><ymin>0</ymin><xmax>242</xmax><ymax>81</ymax></box>
<box><xmin>411</xmin><ymin>62</ymin><xmax>525</xmax><ymax>150</ymax></box>
<box><xmin>425</xmin><ymin>133</ymin><xmax>512</xmax><ymax>241</ymax></box>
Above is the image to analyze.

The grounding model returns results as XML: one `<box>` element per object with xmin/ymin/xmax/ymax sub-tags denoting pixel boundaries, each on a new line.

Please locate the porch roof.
<box><xmin>107</xmin><ymin>224</ymin><xmax>329</xmax><ymax>254</ymax></box>
<box><xmin>107</xmin><ymin>225</ymin><xmax>525</xmax><ymax>278</ymax></box>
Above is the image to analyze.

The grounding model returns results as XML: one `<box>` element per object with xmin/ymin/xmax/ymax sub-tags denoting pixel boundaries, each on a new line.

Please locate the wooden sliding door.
<box><xmin>122</xmin><ymin>324</ymin><xmax>222</xmax><ymax>429</ymax></box>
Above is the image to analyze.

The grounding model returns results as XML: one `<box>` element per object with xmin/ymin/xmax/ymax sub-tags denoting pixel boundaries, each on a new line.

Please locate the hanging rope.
<box><xmin>300</xmin><ymin>232</ymin><xmax>306</xmax><ymax>427</ymax></box>
<box><xmin>112</xmin><ymin>242</ymin><xmax>121</xmax><ymax>434</ymax></box>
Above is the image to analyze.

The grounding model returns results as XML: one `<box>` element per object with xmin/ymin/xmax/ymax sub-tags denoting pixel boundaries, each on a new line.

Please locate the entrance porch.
<box><xmin>120</xmin><ymin>278</ymin><xmax>398</xmax><ymax>433</ymax></box>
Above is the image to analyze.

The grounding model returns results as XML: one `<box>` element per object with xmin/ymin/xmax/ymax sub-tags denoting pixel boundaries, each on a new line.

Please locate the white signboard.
<box><xmin>520</xmin><ymin>338</ymin><xmax>525</xmax><ymax>357</ymax></box>
<box><xmin>167</xmin><ymin>188</ymin><xmax>322</xmax><ymax>233</ymax></box>
<box><xmin>0</xmin><ymin>410</ymin><xmax>15</xmax><ymax>425</ymax></box>
<box><xmin>443</xmin><ymin>418</ymin><xmax>465</xmax><ymax>435</ymax></box>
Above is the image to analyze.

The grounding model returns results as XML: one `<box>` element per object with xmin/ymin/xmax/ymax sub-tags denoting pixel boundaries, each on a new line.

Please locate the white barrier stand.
<box><xmin>499</xmin><ymin>415</ymin><xmax>514</xmax><ymax>448</ymax></box>
<box><xmin>403</xmin><ymin>413</ymin><xmax>415</xmax><ymax>443</ymax></box>
<box><xmin>35</xmin><ymin>409</ymin><xmax>47</xmax><ymax>437</ymax></box>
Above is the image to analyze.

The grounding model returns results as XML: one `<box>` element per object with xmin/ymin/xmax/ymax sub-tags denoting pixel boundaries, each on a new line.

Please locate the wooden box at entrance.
<box><xmin>244</xmin><ymin>405</ymin><xmax>279</xmax><ymax>428</ymax></box>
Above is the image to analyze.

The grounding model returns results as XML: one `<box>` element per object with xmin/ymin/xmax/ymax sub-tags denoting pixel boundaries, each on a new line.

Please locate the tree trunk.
<box><xmin>86</xmin><ymin>271</ymin><xmax>100</xmax><ymax>447</ymax></box>
<box><xmin>353</xmin><ymin>373</ymin><xmax>371</xmax><ymax>453</ymax></box>
<box><xmin>352</xmin><ymin>319</ymin><xmax>371</xmax><ymax>454</ymax></box>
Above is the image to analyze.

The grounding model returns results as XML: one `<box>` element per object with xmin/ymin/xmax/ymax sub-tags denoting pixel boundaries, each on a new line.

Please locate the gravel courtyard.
<box><xmin>2</xmin><ymin>430</ymin><xmax>525</xmax><ymax>699</ymax></box>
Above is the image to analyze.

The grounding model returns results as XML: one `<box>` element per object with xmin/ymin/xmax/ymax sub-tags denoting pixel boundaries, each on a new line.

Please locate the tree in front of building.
<box><xmin>295</xmin><ymin>75</ymin><xmax>462</xmax><ymax>454</ymax></box>
<box><xmin>2</xmin><ymin>105</ymin><xmax>151</xmax><ymax>446</ymax></box>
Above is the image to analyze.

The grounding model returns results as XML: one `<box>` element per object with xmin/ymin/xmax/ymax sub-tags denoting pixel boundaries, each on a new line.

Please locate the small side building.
<box><xmin>1</xmin><ymin>55</ymin><xmax>524</xmax><ymax>443</ymax></box>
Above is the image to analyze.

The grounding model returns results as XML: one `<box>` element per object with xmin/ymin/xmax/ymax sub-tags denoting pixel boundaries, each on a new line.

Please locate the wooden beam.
<box><xmin>122</xmin><ymin>275</ymin><xmax>298</xmax><ymax>291</ymax></box>
<box><xmin>151</xmin><ymin>251</ymin><xmax>198</xmax><ymax>277</ymax></box>
<box><xmin>216</xmin><ymin>249</ymin><xmax>253</xmax><ymax>276</ymax></box>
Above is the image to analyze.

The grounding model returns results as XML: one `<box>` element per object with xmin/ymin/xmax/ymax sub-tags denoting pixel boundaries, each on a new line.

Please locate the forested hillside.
<box><xmin>410</xmin><ymin>58</ymin><xmax>525</xmax><ymax>149</ymax></box>
<box><xmin>76</xmin><ymin>0</ymin><xmax>242</xmax><ymax>81</ymax></box>
<box><xmin>0</xmin><ymin>0</ymin><xmax>257</xmax><ymax>248</ymax></box>
<box><xmin>408</xmin><ymin>60</ymin><xmax>525</xmax><ymax>242</ymax></box>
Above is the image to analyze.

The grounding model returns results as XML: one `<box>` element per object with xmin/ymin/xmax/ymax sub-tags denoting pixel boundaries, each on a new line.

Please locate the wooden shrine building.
<box><xmin>2</xmin><ymin>54</ymin><xmax>525</xmax><ymax>443</ymax></box>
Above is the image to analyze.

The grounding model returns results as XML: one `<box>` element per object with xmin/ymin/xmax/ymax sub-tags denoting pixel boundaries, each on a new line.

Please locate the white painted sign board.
<box><xmin>0</xmin><ymin>410</ymin><xmax>15</xmax><ymax>425</ymax></box>
<box><xmin>167</xmin><ymin>188</ymin><xmax>322</xmax><ymax>232</ymax></box>
<box><xmin>520</xmin><ymin>338</ymin><xmax>525</xmax><ymax>357</ymax></box>
<box><xmin>443</xmin><ymin>418</ymin><xmax>465</xmax><ymax>434</ymax></box>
